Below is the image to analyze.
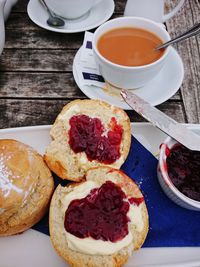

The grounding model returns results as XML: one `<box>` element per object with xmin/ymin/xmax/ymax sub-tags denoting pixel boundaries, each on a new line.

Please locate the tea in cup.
<box><xmin>93</xmin><ymin>17</ymin><xmax>171</xmax><ymax>89</ymax></box>
<box><xmin>45</xmin><ymin>0</ymin><xmax>101</xmax><ymax>20</ymax></box>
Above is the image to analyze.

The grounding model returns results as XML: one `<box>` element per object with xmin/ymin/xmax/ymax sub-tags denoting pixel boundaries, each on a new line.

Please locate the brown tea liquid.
<box><xmin>97</xmin><ymin>27</ymin><xmax>165</xmax><ymax>67</ymax></box>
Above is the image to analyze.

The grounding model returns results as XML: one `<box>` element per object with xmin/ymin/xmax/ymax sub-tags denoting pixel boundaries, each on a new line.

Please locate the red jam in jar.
<box><xmin>166</xmin><ymin>144</ymin><xmax>200</xmax><ymax>201</ymax></box>
<box><xmin>68</xmin><ymin>115</ymin><xmax>123</xmax><ymax>164</ymax></box>
<box><xmin>64</xmin><ymin>181</ymin><xmax>130</xmax><ymax>242</ymax></box>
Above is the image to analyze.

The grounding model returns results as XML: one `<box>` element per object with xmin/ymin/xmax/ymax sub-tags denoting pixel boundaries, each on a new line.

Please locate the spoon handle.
<box><xmin>39</xmin><ymin>0</ymin><xmax>55</xmax><ymax>17</ymax></box>
<box><xmin>156</xmin><ymin>22</ymin><xmax>200</xmax><ymax>50</ymax></box>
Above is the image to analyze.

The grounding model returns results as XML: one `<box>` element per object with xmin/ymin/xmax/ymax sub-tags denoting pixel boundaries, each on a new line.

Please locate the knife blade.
<box><xmin>121</xmin><ymin>89</ymin><xmax>200</xmax><ymax>151</ymax></box>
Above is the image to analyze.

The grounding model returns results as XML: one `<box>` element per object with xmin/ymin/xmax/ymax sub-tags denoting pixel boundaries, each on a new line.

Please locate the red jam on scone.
<box><xmin>68</xmin><ymin>115</ymin><xmax>123</xmax><ymax>164</ymax></box>
<box><xmin>64</xmin><ymin>181</ymin><xmax>144</xmax><ymax>242</ymax></box>
<box><xmin>49</xmin><ymin>166</ymin><xmax>148</xmax><ymax>266</ymax></box>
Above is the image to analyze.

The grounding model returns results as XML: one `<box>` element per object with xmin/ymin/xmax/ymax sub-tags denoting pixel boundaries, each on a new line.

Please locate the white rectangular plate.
<box><xmin>0</xmin><ymin>123</ymin><xmax>199</xmax><ymax>267</ymax></box>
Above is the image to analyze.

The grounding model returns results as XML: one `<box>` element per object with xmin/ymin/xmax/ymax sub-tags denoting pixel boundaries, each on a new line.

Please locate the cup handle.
<box><xmin>162</xmin><ymin>0</ymin><xmax>185</xmax><ymax>22</ymax></box>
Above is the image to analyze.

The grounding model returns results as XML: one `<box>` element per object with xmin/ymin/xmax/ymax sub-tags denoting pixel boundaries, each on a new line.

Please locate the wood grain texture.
<box><xmin>0</xmin><ymin>72</ymin><xmax>180</xmax><ymax>100</ymax></box>
<box><xmin>0</xmin><ymin>49</ymin><xmax>76</xmax><ymax>71</ymax></box>
<box><xmin>166</xmin><ymin>0</ymin><xmax>200</xmax><ymax>123</ymax></box>
<box><xmin>0</xmin><ymin>0</ymin><xmax>199</xmax><ymax>129</ymax></box>
<box><xmin>0</xmin><ymin>72</ymin><xmax>84</xmax><ymax>98</ymax></box>
<box><xmin>0</xmin><ymin>100</ymin><xmax>185</xmax><ymax>128</ymax></box>
<box><xmin>5</xmin><ymin>14</ymin><xmax>84</xmax><ymax>49</ymax></box>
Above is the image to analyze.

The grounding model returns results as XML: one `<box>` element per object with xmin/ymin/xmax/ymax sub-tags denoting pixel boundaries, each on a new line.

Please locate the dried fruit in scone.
<box><xmin>44</xmin><ymin>99</ymin><xmax>131</xmax><ymax>181</ymax></box>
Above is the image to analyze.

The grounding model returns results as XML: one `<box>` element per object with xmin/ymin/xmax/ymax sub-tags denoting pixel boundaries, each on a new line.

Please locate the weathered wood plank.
<box><xmin>5</xmin><ymin>29</ymin><xmax>81</xmax><ymax>49</ymax></box>
<box><xmin>0</xmin><ymin>72</ymin><xmax>181</xmax><ymax>100</ymax></box>
<box><xmin>0</xmin><ymin>100</ymin><xmax>186</xmax><ymax>129</ymax></box>
<box><xmin>166</xmin><ymin>0</ymin><xmax>200</xmax><ymax>123</ymax></box>
<box><xmin>10</xmin><ymin>0</ymin><xmax>27</xmax><ymax>12</ymax></box>
<box><xmin>0</xmin><ymin>72</ymin><xmax>84</xmax><ymax>98</ymax></box>
<box><xmin>5</xmin><ymin>14</ymin><xmax>83</xmax><ymax>49</ymax></box>
<box><xmin>0</xmin><ymin>49</ymin><xmax>76</xmax><ymax>71</ymax></box>
<box><xmin>5</xmin><ymin>28</ymin><xmax>83</xmax><ymax>50</ymax></box>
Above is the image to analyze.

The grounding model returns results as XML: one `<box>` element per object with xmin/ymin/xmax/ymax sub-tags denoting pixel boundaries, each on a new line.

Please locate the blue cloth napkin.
<box><xmin>33</xmin><ymin>136</ymin><xmax>200</xmax><ymax>247</ymax></box>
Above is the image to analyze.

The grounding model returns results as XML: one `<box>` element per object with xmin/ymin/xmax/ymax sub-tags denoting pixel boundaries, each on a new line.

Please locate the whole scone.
<box><xmin>50</xmin><ymin>167</ymin><xmax>149</xmax><ymax>267</ymax></box>
<box><xmin>44</xmin><ymin>99</ymin><xmax>131</xmax><ymax>181</ymax></box>
<box><xmin>0</xmin><ymin>139</ymin><xmax>54</xmax><ymax>236</ymax></box>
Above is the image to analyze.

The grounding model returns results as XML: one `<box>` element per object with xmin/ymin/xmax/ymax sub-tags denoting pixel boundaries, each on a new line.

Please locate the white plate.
<box><xmin>73</xmin><ymin>47</ymin><xmax>184</xmax><ymax>108</ymax></box>
<box><xmin>0</xmin><ymin>124</ymin><xmax>199</xmax><ymax>267</ymax></box>
<box><xmin>27</xmin><ymin>0</ymin><xmax>115</xmax><ymax>33</ymax></box>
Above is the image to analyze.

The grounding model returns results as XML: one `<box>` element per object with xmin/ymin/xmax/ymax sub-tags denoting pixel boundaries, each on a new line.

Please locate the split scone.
<box><xmin>0</xmin><ymin>139</ymin><xmax>54</xmax><ymax>236</ymax></box>
<box><xmin>50</xmin><ymin>167</ymin><xmax>149</xmax><ymax>267</ymax></box>
<box><xmin>44</xmin><ymin>100</ymin><xmax>131</xmax><ymax>181</ymax></box>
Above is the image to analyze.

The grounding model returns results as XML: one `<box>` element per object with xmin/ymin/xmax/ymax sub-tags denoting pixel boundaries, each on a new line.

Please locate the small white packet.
<box><xmin>75</xmin><ymin>31</ymin><xmax>106</xmax><ymax>88</ymax></box>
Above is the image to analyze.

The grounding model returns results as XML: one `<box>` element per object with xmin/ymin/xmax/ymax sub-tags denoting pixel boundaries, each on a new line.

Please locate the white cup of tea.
<box><xmin>45</xmin><ymin>0</ymin><xmax>101</xmax><ymax>19</ymax></box>
<box><xmin>124</xmin><ymin>0</ymin><xmax>185</xmax><ymax>23</ymax></box>
<box><xmin>93</xmin><ymin>17</ymin><xmax>171</xmax><ymax>89</ymax></box>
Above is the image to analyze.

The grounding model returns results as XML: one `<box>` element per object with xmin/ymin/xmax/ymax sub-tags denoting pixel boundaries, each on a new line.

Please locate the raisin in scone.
<box><xmin>49</xmin><ymin>167</ymin><xmax>149</xmax><ymax>267</ymax></box>
<box><xmin>44</xmin><ymin>100</ymin><xmax>131</xmax><ymax>181</ymax></box>
<box><xmin>0</xmin><ymin>139</ymin><xmax>54</xmax><ymax>236</ymax></box>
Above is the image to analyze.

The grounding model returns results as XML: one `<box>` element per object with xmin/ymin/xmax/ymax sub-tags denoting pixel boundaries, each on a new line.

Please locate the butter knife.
<box><xmin>121</xmin><ymin>89</ymin><xmax>200</xmax><ymax>151</ymax></box>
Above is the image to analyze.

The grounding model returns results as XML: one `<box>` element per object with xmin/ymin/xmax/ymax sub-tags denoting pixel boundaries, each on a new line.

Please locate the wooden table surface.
<box><xmin>0</xmin><ymin>0</ymin><xmax>200</xmax><ymax>129</ymax></box>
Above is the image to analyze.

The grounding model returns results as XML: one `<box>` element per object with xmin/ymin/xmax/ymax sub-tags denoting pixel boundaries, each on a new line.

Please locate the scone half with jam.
<box><xmin>49</xmin><ymin>167</ymin><xmax>149</xmax><ymax>267</ymax></box>
<box><xmin>44</xmin><ymin>99</ymin><xmax>131</xmax><ymax>181</ymax></box>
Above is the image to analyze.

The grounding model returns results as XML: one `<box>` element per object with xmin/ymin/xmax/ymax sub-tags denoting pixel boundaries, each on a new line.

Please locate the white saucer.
<box><xmin>27</xmin><ymin>0</ymin><xmax>115</xmax><ymax>33</ymax></box>
<box><xmin>73</xmin><ymin>47</ymin><xmax>184</xmax><ymax>108</ymax></box>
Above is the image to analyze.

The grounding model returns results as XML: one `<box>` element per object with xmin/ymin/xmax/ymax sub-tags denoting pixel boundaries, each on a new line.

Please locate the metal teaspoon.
<box><xmin>39</xmin><ymin>0</ymin><xmax>65</xmax><ymax>27</ymax></box>
<box><xmin>156</xmin><ymin>22</ymin><xmax>200</xmax><ymax>50</ymax></box>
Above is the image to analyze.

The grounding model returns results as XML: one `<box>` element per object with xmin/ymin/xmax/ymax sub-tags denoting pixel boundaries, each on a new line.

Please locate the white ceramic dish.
<box><xmin>73</xmin><ymin>47</ymin><xmax>184</xmax><ymax>108</ymax></box>
<box><xmin>27</xmin><ymin>0</ymin><xmax>115</xmax><ymax>33</ymax></box>
<box><xmin>158</xmin><ymin>125</ymin><xmax>200</xmax><ymax>211</ymax></box>
<box><xmin>0</xmin><ymin>123</ymin><xmax>199</xmax><ymax>267</ymax></box>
